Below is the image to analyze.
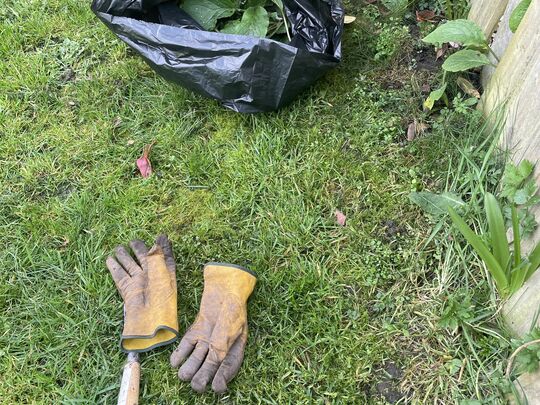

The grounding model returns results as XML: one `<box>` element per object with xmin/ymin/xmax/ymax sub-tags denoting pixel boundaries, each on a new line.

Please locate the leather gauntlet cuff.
<box><xmin>121</xmin><ymin>312</ymin><xmax>179</xmax><ymax>353</ymax></box>
<box><xmin>203</xmin><ymin>262</ymin><xmax>257</xmax><ymax>302</ymax></box>
<box><xmin>121</xmin><ymin>303</ymin><xmax>179</xmax><ymax>353</ymax></box>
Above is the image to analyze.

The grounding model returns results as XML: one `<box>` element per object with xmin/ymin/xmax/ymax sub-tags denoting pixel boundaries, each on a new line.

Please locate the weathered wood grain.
<box><xmin>481</xmin><ymin>0</ymin><xmax>520</xmax><ymax>87</ymax></box>
<box><xmin>468</xmin><ymin>0</ymin><xmax>509</xmax><ymax>37</ymax></box>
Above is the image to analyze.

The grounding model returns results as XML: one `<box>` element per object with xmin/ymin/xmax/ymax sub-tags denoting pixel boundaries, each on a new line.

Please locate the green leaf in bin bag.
<box><xmin>221</xmin><ymin>6</ymin><xmax>270</xmax><ymax>38</ymax></box>
<box><xmin>182</xmin><ymin>0</ymin><xmax>239</xmax><ymax>31</ymax></box>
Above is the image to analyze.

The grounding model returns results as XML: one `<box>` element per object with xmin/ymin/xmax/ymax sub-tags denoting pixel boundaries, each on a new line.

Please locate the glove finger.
<box><xmin>170</xmin><ymin>334</ymin><xmax>197</xmax><ymax>368</ymax></box>
<box><xmin>211</xmin><ymin>329</ymin><xmax>247</xmax><ymax>394</ymax></box>
<box><xmin>178</xmin><ymin>341</ymin><xmax>209</xmax><ymax>381</ymax></box>
<box><xmin>106</xmin><ymin>256</ymin><xmax>130</xmax><ymax>292</ymax></box>
<box><xmin>115</xmin><ymin>246</ymin><xmax>143</xmax><ymax>276</ymax></box>
<box><xmin>191</xmin><ymin>354</ymin><xmax>222</xmax><ymax>393</ymax></box>
<box><xmin>192</xmin><ymin>306</ymin><xmax>243</xmax><ymax>393</ymax></box>
<box><xmin>155</xmin><ymin>234</ymin><xmax>176</xmax><ymax>276</ymax></box>
<box><xmin>129</xmin><ymin>239</ymin><xmax>149</xmax><ymax>268</ymax></box>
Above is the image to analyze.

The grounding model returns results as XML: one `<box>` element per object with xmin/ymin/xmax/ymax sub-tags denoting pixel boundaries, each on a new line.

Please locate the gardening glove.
<box><xmin>170</xmin><ymin>263</ymin><xmax>257</xmax><ymax>393</ymax></box>
<box><xmin>106</xmin><ymin>234</ymin><xmax>179</xmax><ymax>353</ymax></box>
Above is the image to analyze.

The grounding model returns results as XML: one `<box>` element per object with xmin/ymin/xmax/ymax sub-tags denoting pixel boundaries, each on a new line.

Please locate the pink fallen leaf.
<box><xmin>136</xmin><ymin>141</ymin><xmax>155</xmax><ymax>178</ymax></box>
<box><xmin>335</xmin><ymin>210</ymin><xmax>347</xmax><ymax>226</ymax></box>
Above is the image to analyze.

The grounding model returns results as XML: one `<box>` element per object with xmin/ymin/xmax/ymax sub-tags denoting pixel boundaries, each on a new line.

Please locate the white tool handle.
<box><xmin>118</xmin><ymin>352</ymin><xmax>140</xmax><ymax>405</ymax></box>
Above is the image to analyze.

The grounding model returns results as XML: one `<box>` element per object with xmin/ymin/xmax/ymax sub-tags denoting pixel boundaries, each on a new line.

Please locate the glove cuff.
<box><xmin>121</xmin><ymin>303</ymin><xmax>179</xmax><ymax>353</ymax></box>
<box><xmin>203</xmin><ymin>262</ymin><xmax>257</xmax><ymax>302</ymax></box>
<box><xmin>120</xmin><ymin>325</ymin><xmax>179</xmax><ymax>353</ymax></box>
<box><xmin>204</xmin><ymin>262</ymin><xmax>257</xmax><ymax>278</ymax></box>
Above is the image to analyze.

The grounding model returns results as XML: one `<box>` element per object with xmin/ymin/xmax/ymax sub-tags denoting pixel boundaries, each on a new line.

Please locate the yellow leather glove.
<box><xmin>106</xmin><ymin>235</ymin><xmax>179</xmax><ymax>353</ymax></box>
<box><xmin>170</xmin><ymin>263</ymin><xmax>257</xmax><ymax>393</ymax></box>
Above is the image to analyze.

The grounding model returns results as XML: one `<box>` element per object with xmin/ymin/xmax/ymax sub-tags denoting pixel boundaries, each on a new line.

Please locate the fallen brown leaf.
<box><xmin>137</xmin><ymin>141</ymin><xmax>155</xmax><ymax>178</ymax></box>
<box><xmin>436</xmin><ymin>43</ymin><xmax>449</xmax><ymax>60</ymax></box>
<box><xmin>456</xmin><ymin>77</ymin><xmax>481</xmax><ymax>99</ymax></box>
<box><xmin>335</xmin><ymin>210</ymin><xmax>347</xmax><ymax>226</ymax></box>
<box><xmin>407</xmin><ymin>121</ymin><xmax>416</xmax><ymax>142</ymax></box>
<box><xmin>59</xmin><ymin>237</ymin><xmax>70</xmax><ymax>249</ymax></box>
<box><xmin>416</xmin><ymin>121</ymin><xmax>430</xmax><ymax>135</ymax></box>
<box><xmin>416</xmin><ymin>10</ymin><xmax>436</xmax><ymax>22</ymax></box>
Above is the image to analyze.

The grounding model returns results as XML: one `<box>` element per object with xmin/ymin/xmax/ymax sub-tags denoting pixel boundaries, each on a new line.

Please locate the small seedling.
<box><xmin>421</xmin><ymin>19</ymin><xmax>497</xmax><ymax>111</ymax></box>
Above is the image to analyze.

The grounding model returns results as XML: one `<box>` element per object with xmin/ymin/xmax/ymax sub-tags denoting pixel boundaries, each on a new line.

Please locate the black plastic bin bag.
<box><xmin>91</xmin><ymin>0</ymin><xmax>344</xmax><ymax>113</ymax></box>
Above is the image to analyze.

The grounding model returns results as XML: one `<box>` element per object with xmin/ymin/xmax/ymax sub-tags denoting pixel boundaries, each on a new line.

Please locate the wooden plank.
<box><xmin>481</xmin><ymin>0</ymin><xmax>520</xmax><ymax>87</ymax></box>
<box><xmin>481</xmin><ymin>0</ymin><xmax>540</xmax><ymax>227</ymax></box>
<box><xmin>481</xmin><ymin>0</ymin><xmax>539</xmax><ymax>115</ymax></box>
<box><xmin>503</xmin><ymin>269</ymin><xmax>540</xmax><ymax>337</ymax></box>
<box><xmin>468</xmin><ymin>0</ymin><xmax>509</xmax><ymax>38</ymax></box>
<box><xmin>510</xmin><ymin>369</ymin><xmax>540</xmax><ymax>404</ymax></box>
<box><xmin>481</xmin><ymin>3</ymin><xmax>540</xmax><ymax>400</ymax></box>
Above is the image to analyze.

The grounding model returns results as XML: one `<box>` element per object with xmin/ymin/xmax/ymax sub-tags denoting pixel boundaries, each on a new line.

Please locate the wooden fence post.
<box><xmin>468</xmin><ymin>0</ymin><xmax>509</xmax><ymax>37</ymax></box>
<box><xmin>481</xmin><ymin>0</ymin><xmax>540</xmax><ymax>252</ymax></box>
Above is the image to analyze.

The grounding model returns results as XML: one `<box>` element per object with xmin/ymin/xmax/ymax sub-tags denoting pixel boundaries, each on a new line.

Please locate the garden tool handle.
<box><xmin>118</xmin><ymin>352</ymin><xmax>140</xmax><ymax>405</ymax></box>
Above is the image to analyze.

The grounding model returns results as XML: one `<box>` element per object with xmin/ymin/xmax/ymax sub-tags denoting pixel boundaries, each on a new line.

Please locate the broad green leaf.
<box><xmin>448</xmin><ymin>207</ymin><xmax>509</xmax><ymax>295</ymax></box>
<box><xmin>422</xmin><ymin>19</ymin><xmax>488</xmax><ymax>50</ymax></box>
<box><xmin>182</xmin><ymin>0</ymin><xmax>238</xmax><ymax>31</ymax></box>
<box><xmin>485</xmin><ymin>193</ymin><xmax>510</xmax><ymax>273</ymax></box>
<box><xmin>423</xmin><ymin>83</ymin><xmax>447</xmax><ymax>110</ymax></box>
<box><xmin>502</xmin><ymin>160</ymin><xmax>535</xmax><ymax>199</ymax></box>
<box><xmin>525</xmin><ymin>239</ymin><xmax>540</xmax><ymax>281</ymax></box>
<box><xmin>509</xmin><ymin>0</ymin><xmax>532</xmax><ymax>33</ymax></box>
<box><xmin>221</xmin><ymin>6</ymin><xmax>270</xmax><ymax>38</ymax></box>
<box><xmin>409</xmin><ymin>191</ymin><xmax>465</xmax><ymax>216</ymax></box>
<box><xmin>442</xmin><ymin>49</ymin><xmax>490</xmax><ymax>72</ymax></box>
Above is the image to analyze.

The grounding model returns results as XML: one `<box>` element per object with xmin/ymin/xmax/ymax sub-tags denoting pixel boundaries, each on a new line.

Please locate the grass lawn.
<box><xmin>0</xmin><ymin>0</ymin><xmax>507</xmax><ymax>403</ymax></box>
